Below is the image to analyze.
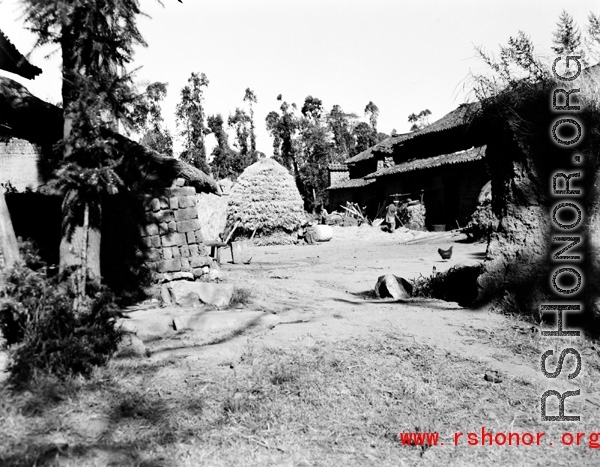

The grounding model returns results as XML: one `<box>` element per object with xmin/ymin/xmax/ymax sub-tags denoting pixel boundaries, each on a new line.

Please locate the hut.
<box><xmin>0</xmin><ymin>74</ymin><xmax>222</xmax><ymax>289</ymax></box>
<box><xmin>227</xmin><ymin>158</ymin><xmax>306</xmax><ymax>240</ymax></box>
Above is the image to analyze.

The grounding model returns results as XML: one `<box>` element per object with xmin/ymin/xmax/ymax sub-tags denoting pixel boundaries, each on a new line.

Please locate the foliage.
<box><xmin>552</xmin><ymin>10</ymin><xmax>583</xmax><ymax>57</ymax></box>
<box><xmin>327</xmin><ymin>104</ymin><xmax>356</xmax><ymax>159</ymax></box>
<box><xmin>408</xmin><ymin>109</ymin><xmax>431</xmax><ymax>132</ymax></box>
<box><xmin>176</xmin><ymin>72</ymin><xmax>210</xmax><ymax>171</ymax></box>
<box><xmin>137</xmin><ymin>81</ymin><xmax>174</xmax><ymax>157</ymax></box>
<box><xmin>265</xmin><ymin>95</ymin><xmax>300</xmax><ymax>173</ymax></box>
<box><xmin>243</xmin><ymin>88</ymin><xmax>257</xmax><ymax>157</ymax></box>
<box><xmin>228</xmin><ymin>107</ymin><xmax>258</xmax><ymax>172</ymax></box>
<box><xmin>364</xmin><ymin>100</ymin><xmax>379</xmax><ymax>132</ymax></box>
<box><xmin>465</xmin><ymin>200</ymin><xmax>499</xmax><ymax>242</ymax></box>
<box><xmin>411</xmin><ymin>265</ymin><xmax>482</xmax><ymax>307</ymax></box>
<box><xmin>353</xmin><ymin>121</ymin><xmax>378</xmax><ymax>154</ymax></box>
<box><xmin>0</xmin><ymin>242</ymin><xmax>122</xmax><ymax>384</ymax></box>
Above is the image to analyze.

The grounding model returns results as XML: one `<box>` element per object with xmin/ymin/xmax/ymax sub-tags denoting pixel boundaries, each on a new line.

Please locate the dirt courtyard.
<box><xmin>3</xmin><ymin>226</ymin><xmax>600</xmax><ymax>467</ymax></box>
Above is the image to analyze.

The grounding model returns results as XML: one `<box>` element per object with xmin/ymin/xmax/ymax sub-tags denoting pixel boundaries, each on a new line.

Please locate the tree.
<box><xmin>364</xmin><ymin>101</ymin><xmax>379</xmax><ymax>133</ymax></box>
<box><xmin>585</xmin><ymin>12</ymin><xmax>600</xmax><ymax>62</ymax></box>
<box><xmin>20</xmin><ymin>0</ymin><xmax>155</xmax><ymax>307</ymax></box>
<box><xmin>297</xmin><ymin>95</ymin><xmax>333</xmax><ymax>210</ymax></box>
<box><xmin>243</xmin><ymin>88</ymin><xmax>257</xmax><ymax>158</ymax></box>
<box><xmin>265</xmin><ymin>94</ymin><xmax>300</xmax><ymax>173</ymax></box>
<box><xmin>327</xmin><ymin>104</ymin><xmax>356</xmax><ymax>159</ymax></box>
<box><xmin>552</xmin><ymin>10</ymin><xmax>583</xmax><ymax>57</ymax></box>
<box><xmin>408</xmin><ymin>109</ymin><xmax>432</xmax><ymax>132</ymax></box>
<box><xmin>207</xmin><ymin>113</ymin><xmax>240</xmax><ymax>180</ymax></box>
<box><xmin>175</xmin><ymin>72</ymin><xmax>210</xmax><ymax>173</ymax></box>
<box><xmin>138</xmin><ymin>81</ymin><xmax>173</xmax><ymax>157</ymax></box>
<box><xmin>353</xmin><ymin>121</ymin><xmax>377</xmax><ymax>154</ymax></box>
<box><xmin>228</xmin><ymin>107</ymin><xmax>257</xmax><ymax>170</ymax></box>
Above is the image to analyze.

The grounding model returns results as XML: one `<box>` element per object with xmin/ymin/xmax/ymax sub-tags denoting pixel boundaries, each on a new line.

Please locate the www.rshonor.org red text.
<box><xmin>398</xmin><ymin>427</ymin><xmax>600</xmax><ymax>448</ymax></box>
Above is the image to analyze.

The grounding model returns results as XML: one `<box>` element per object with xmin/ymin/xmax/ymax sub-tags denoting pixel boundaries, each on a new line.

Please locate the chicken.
<box><xmin>438</xmin><ymin>246</ymin><xmax>453</xmax><ymax>261</ymax></box>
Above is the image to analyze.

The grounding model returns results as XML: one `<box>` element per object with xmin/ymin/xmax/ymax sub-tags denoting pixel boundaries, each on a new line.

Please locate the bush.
<box><xmin>411</xmin><ymin>265</ymin><xmax>483</xmax><ymax>307</ymax></box>
<box><xmin>465</xmin><ymin>201</ymin><xmax>499</xmax><ymax>242</ymax></box>
<box><xmin>0</xmin><ymin>244</ymin><xmax>123</xmax><ymax>384</ymax></box>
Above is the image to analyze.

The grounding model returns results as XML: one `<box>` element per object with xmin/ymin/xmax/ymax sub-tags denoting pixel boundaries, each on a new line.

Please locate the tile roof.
<box><xmin>365</xmin><ymin>145</ymin><xmax>486</xmax><ymax>179</ymax></box>
<box><xmin>327</xmin><ymin>177</ymin><xmax>375</xmax><ymax>190</ymax></box>
<box><xmin>344</xmin><ymin>102</ymin><xmax>481</xmax><ymax>164</ymax></box>
<box><xmin>0</xmin><ymin>30</ymin><xmax>42</xmax><ymax>80</ymax></box>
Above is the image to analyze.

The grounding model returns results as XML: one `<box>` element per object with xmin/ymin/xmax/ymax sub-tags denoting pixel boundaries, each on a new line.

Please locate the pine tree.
<box><xmin>552</xmin><ymin>10</ymin><xmax>583</xmax><ymax>57</ymax></box>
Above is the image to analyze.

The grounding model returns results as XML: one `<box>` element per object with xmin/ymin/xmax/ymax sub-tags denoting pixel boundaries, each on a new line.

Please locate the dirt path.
<box><xmin>149</xmin><ymin>228</ymin><xmax>550</xmax><ymax>388</ymax></box>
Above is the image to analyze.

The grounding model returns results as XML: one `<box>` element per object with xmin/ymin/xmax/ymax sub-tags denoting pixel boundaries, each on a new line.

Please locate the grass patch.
<box><xmin>230</xmin><ymin>287</ymin><xmax>253</xmax><ymax>307</ymax></box>
<box><xmin>1</xmin><ymin>332</ymin><xmax>600</xmax><ymax>466</ymax></box>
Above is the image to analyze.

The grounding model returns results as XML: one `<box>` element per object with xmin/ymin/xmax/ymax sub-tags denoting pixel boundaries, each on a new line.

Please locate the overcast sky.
<box><xmin>0</xmin><ymin>0</ymin><xmax>597</xmax><ymax>155</ymax></box>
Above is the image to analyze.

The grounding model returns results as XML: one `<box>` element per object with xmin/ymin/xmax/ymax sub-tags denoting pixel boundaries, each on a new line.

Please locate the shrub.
<box><xmin>411</xmin><ymin>265</ymin><xmax>482</xmax><ymax>307</ymax></box>
<box><xmin>465</xmin><ymin>200</ymin><xmax>499</xmax><ymax>242</ymax></box>
<box><xmin>0</xmin><ymin>244</ymin><xmax>123</xmax><ymax>384</ymax></box>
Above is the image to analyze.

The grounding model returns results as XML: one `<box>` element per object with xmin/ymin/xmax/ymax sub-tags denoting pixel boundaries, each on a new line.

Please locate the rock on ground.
<box><xmin>165</xmin><ymin>280</ymin><xmax>234</xmax><ymax>307</ymax></box>
<box><xmin>374</xmin><ymin>274</ymin><xmax>413</xmax><ymax>299</ymax></box>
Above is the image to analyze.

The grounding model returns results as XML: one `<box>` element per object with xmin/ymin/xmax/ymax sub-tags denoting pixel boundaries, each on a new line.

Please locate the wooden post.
<box><xmin>0</xmin><ymin>191</ymin><xmax>20</xmax><ymax>284</ymax></box>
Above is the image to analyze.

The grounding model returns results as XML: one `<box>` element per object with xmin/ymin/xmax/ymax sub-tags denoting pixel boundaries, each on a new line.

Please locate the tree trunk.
<box><xmin>0</xmin><ymin>191</ymin><xmax>20</xmax><ymax>287</ymax></box>
<box><xmin>59</xmin><ymin>192</ymin><xmax>101</xmax><ymax>290</ymax></box>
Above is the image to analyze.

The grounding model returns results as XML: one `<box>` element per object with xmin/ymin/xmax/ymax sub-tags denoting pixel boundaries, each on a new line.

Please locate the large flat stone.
<box><xmin>167</xmin><ymin>280</ymin><xmax>233</xmax><ymax>307</ymax></box>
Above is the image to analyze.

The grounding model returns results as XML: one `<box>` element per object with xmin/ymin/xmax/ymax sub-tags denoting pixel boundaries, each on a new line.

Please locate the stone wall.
<box><xmin>0</xmin><ymin>138</ymin><xmax>42</xmax><ymax>191</ymax></box>
<box><xmin>140</xmin><ymin>185</ymin><xmax>215</xmax><ymax>282</ymax></box>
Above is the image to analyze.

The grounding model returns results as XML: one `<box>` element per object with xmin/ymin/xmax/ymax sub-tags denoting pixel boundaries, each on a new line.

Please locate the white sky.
<box><xmin>0</xmin><ymin>0</ymin><xmax>597</xmax><ymax>156</ymax></box>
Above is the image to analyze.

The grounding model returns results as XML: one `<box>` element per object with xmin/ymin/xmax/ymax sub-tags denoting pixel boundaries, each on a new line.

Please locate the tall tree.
<box><xmin>265</xmin><ymin>94</ymin><xmax>300</xmax><ymax>173</ymax></box>
<box><xmin>552</xmin><ymin>10</ymin><xmax>583</xmax><ymax>57</ymax></box>
<box><xmin>364</xmin><ymin>101</ymin><xmax>379</xmax><ymax>133</ymax></box>
<box><xmin>243</xmin><ymin>88</ymin><xmax>257</xmax><ymax>158</ymax></box>
<box><xmin>327</xmin><ymin>104</ymin><xmax>356</xmax><ymax>160</ymax></box>
<box><xmin>208</xmin><ymin>113</ymin><xmax>241</xmax><ymax>180</ymax></box>
<box><xmin>175</xmin><ymin>71</ymin><xmax>210</xmax><ymax>173</ymax></box>
<box><xmin>297</xmin><ymin>95</ymin><xmax>332</xmax><ymax>210</ymax></box>
<box><xmin>138</xmin><ymin>81</ymin><xmax>173</xmax><ymax>157</ymax></box>
<box><xmin>20</xmin><ymin>0</ymin><xmax>155</xmax><ymax>306</ymax></box>
<box><xmin>408</xmin><ymin>109</ymin><xmax>432</xmax><ymax>132</ymax></box>
<box><xmin>228</xmin><ymin>107</ymin><xmax>257</xmax><ymax>170</ymax></box>
<box><xmin>585</xmin><ymin>12</ymin><xmax>600</xmax><ymax>62</ymax></box>
<box><xmin>353</xmin><ymin>121</ymin><xmax>377</xmax><ymax>154</ymax></box>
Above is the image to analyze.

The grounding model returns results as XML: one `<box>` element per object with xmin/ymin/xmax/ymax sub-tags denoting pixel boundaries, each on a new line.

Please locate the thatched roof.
<box><xmin>227</xmin><ymin>157</ymin><xmax>306</xmax><ymax>235</ymax></box>
<box><xmin>0</xmin><ymin>30</ymin><xmax>42</xmax><ymax>80</ymax></box>
<box><xmin>0</xmin><ymin>76</ymin><xmax>220</xmax><ymax>195</ymax></box>
<box><xmin>365</xmin><ymin>146</ymin><xmax>486</xmax><ymax>179</ymax></box>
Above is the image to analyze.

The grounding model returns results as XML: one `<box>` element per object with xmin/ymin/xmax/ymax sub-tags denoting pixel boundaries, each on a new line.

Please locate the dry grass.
<box><xmin>2</xmin><ymin>331</ymin><xmax>600</xmax><ymax>466</ymax></box>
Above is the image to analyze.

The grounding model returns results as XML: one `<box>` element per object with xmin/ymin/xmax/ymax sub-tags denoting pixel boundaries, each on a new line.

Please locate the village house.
<box><xmin>0</xmin><ymin>29</ymin><xmax>223</xmax><ymax>291</ymax></box>
<box><xmin>327</xmin><ymin>102</ymin><xmax>488</xmax><ymax>230</ymax></box>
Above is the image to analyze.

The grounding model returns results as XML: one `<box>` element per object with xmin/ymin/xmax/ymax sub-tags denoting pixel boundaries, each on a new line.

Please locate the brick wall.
<box><xmin>140</xmin><ymin>185</ymin><xmax>214</xmax><ymax>282</ymax></box>
<box><xmin>0</xmin><ymin>138</ymin><xmax>42</xmax><ymax>191</ymax></box>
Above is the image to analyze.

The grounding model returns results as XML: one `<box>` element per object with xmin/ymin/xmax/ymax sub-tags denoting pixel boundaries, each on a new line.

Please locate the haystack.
<box><xmin>227</xmin><ymin>158</ymin><xmax>306</xmax><ymax>237</ymax></box>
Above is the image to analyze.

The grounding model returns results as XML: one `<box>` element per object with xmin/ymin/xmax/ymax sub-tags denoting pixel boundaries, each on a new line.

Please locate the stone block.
<box><xmin>163</xmin><ymin>248</ymin><xmax>173</xmax><ymax>260</ymax></box>
<box><xmin>180</xmin><ymin>245</ymin><xmax>190</xmax><ymax>257</ymax></box>
<box><xmin>141</xmin><ymin>237</ymin><xmax>152</xmax><ymax>248</ymax></box>
<box><xmin>190</xmin><ymin>254</ymin><xmax>212</xmax><ymax>268</ymax></box>
<box><xmin>197</xmin><ymin>243</ymin><xmax>207</xmax><ymax>256</ymax></box>
<box><xmin>143</xmin><ymin>223</ymin><xmax>159</xmax><ymax>237</ymax></box>
<box><xmin>174</xmin><ymin>207</ymin><xmax>198</xmax><ymax>222</ymax></box>
<box><xmin>168</xmin><ymin>220</ymin><xmax>177</xmax><ymax>233</ymax></box>
<box><xmin>181</xmin><ymin>258</ymin><xmax>190</xmax><ymax>271</ymax></box>
<box><xmin>151</xmin><ymin>198</ymin><xmax>161</xmax><ymax>212</ymax></box>
<box><xmin>194</xmin><ymin>229</ymin><xmax>204</xmax><ymax>243</ymax></box>
<box><xmin>186</xmin><ymin>232</ymin><xmax>197</xmax><ymax>244</ymax></box>
<box><xmin>171</xmin><ymin>246</ymin><xmax>181</xmax><ymax>258</ymax></box>
<box><xmin>168</xmin><ymin>187</ymin><xmax>196</xmax><ymax>197</ymax></box>
<box><xmin>193</xmin><ymin>268</ymin><xmax>204</xmax><ymax>278</ymax></box>
<box><xmin>178</xmin><ymin>196</ymin><xmax>189</xmax><ymax>208</ymax></box>
<box><xmin>157</xmin><ymin>258</ymin><xmax>182</xmax><ymax>273</ymax></box>
<box><xmin>159</xmin><ymin>222</ymin><xmax>169</xmax><ymax>235</ymax></box>
<box><xmin>161</xmin><ymin>232</ymin><xmax>185</xmax><ymax>247</ymax></box>
<box><xmin>147</xmin><ymin>248</ymin><xmax>161</xmax><ymax>262</ymax></box>
<box><xmin>177</xmin><ymin>219</ymin><xmax>201</xmax><ymax>233</ymax></box>
<box><xmin>159</xmin><ymin>197</ymin><xmax>169</xmax><ymax>209</ymax></box>
<box><xmin>169</xmin><ymin>197</ymin><xmax>179</xmax><ymax>210</ymax></box>
<box><xmin>167</xmin><ymin>280</ymin><xmax>234</xmax><ymax>307</ymax></box>
<box><xmin>186</xmin><ymin>195</ymin><xmax>197</xmax><ymax>207</ymax></box>
<box><xmin>146</xmin><ymin>261</ymin><xmax>158</xmax><ymax>271</ymax></box>
<box><xmin>149</xmin><ymin>235</ymin><xmax>161</xmax><ymax>248</ymax></box>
